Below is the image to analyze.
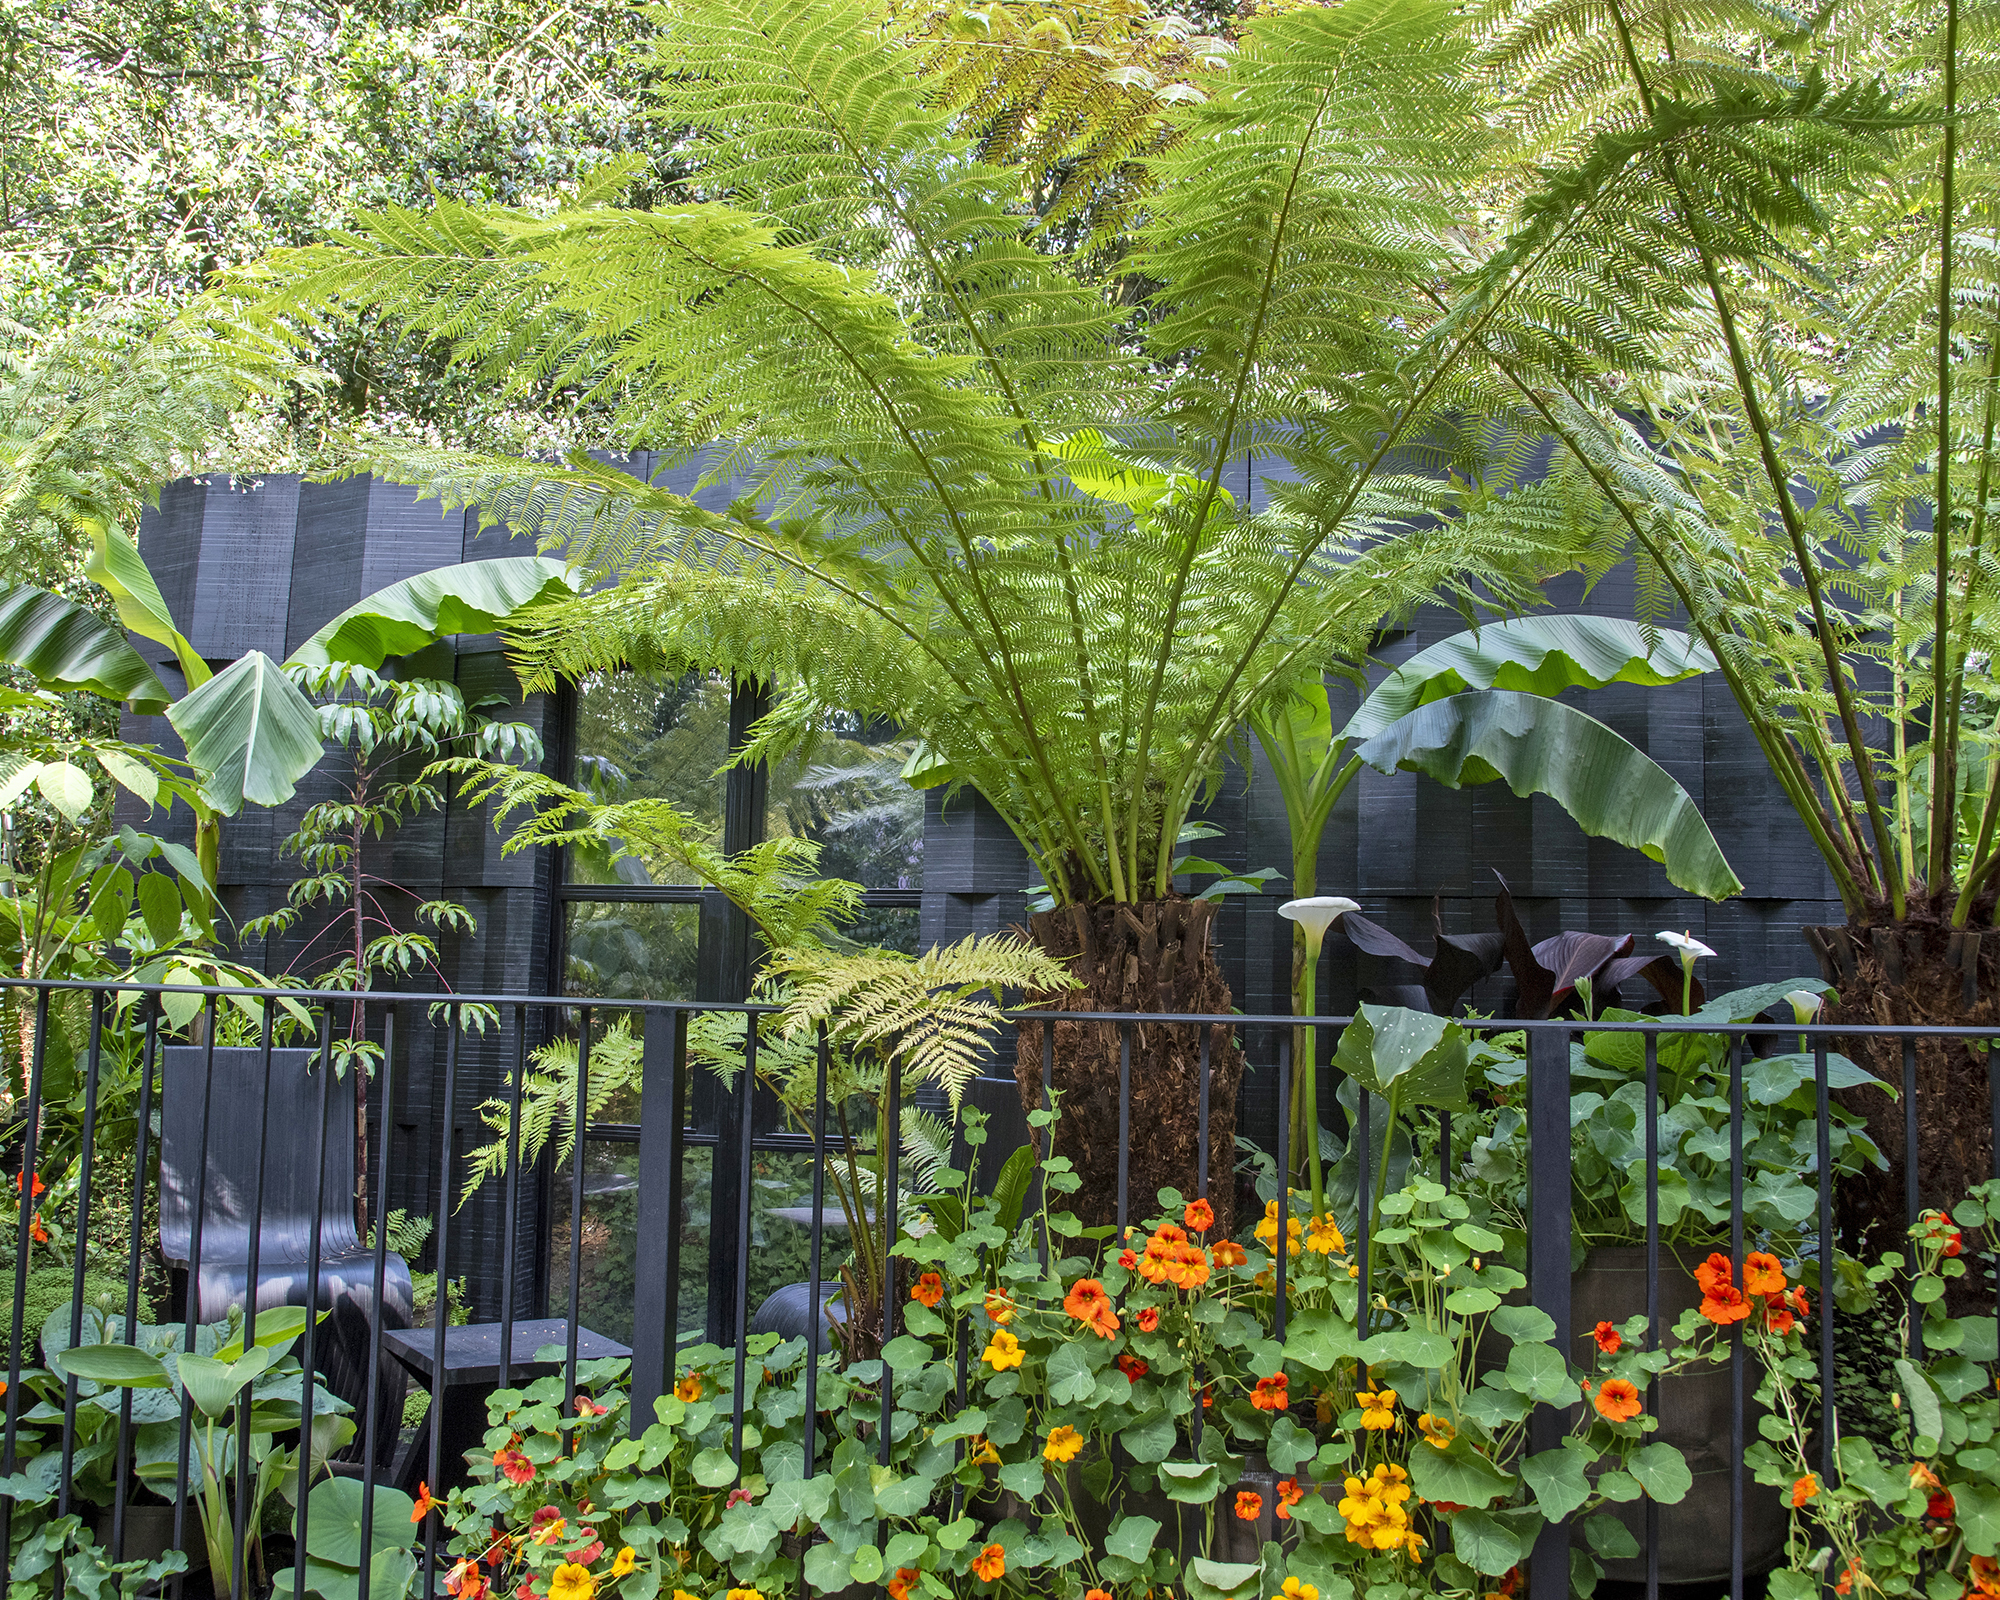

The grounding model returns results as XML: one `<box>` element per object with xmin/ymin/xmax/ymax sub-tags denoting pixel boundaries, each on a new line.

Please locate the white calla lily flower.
<box><xmin>1654</xmin><ymin>930</ymin><xmax>1717</xmax><ymax>960</ymax></box>
<box><xmin>1784</xmin><ymin>989</ymin><xmax>1824</xmax><ymax>1023</ymax></box>
<box><xmin>1280</xmin><ymin>896</ymin><xmax>1360</xmax><ymax>951</ymax></box>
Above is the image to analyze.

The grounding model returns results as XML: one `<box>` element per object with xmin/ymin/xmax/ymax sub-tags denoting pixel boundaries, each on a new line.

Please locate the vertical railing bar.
<box><xmin>731</xmin><ymin>1012</ymin><xmax>756</xmax><ymax>1470</ymax></box>
<box><xmin>57</xmin><ymin>991</ymin><xmax>106</xmax><ymax>1527</ymax></box>
<box><xmin>1038</xmin><ymin>1026</ymin><xmax>1053</xmax><ymax>1278</ymax></box>
<box><xmin>231</xmin><ymin>997</ymin><xmax>278</xmax><ymax>1600</ymax></box>
<box><xmin>1</xmin><ymin>988</ymin><xmax>50</xmax><ymax>1597</ymax></box>
<box><xmin>498</xmin><ymin>1003</ymin><xmax>528</xmax><ymax>1393</ymax></box>
<box><xmin>424</xmin><ymin>1006</ymin><xmax>461</xmax><ymax>1599</ymax></box>
<box><xmin>294</xmin><ymin>1006</ymin><xmax>335</xmax><ymax>1600</ymax></box>
<box><xmin>113</xmin><ymin>998</ymin><xmax>162</xmax><ymax>1565</ymax></box>
<box><xmin>1526</xmin><ymin>1023</ymin><xmax>1573</xmax><ymax>1600</ymax></box>
<box><xmin>1353</xmin><ymin>1057</ymin><xmax>1366</xmax><ymax>1341</ymax></box>
<box><xmin>1438</xmin><ymin>1107</ymin><xmax>1450</xmax><ymax>1191</ymax></box>
<box><xmin>1117</xmin><ymin>1022</ymin><xmax>1130</xmax><ymax>1239</ymax></box>
<box><xmin>1904</xmin><ymin>1035</ymin><xmax>1923</xmax><ymax>1361</ymax></box>
<box><xmin>1275</xmin><ymin>1037</ymin><xmax>1290</xmax><ymax>1344</ymax></box>
<box><xmin>1197</xmin><ymin>1029</ymin><xmax>1211</xmax><ymax>1201</ymax></box>
<box><xmin>566</xmin><ymin>1007</ymin><xmax>593</xmax><ymax>1428</ymax></box>
<box><xmin>656</xmin><ymin>1007</ymin><xmax>690</xmax><ymax>1426</ymax></box>
<box><xmin>170</xmin><ymin>993</ymin><xmax>219</xmax><ymax>1599</ymax></box>
<box><xmin>1644</xmin><ymin>1030</ymin><xmax>1660</xmax><ymax>1597</ymax></box>
<box><xmin>358</xmin><ymin>1004</ymin><xmax>397</xmax><ymax>1600</ymax></box>
<box><xmin>1815</xmin><ymin>1037</ymin><xmax>1835</xmax><ymax>1512</ymax></box>
<box><xmin>800</xmin><ymin>1021</ymin><xmax>830</xmax><ymax>1600</ymax></box>
<box><xmin>1729</xmin><ymin>1033</ymin><xmax>1745</xmax><ymax>1600</ymax></box>
<box><xmin>880</xmin><ymin>1048</ymin><xmax>902</xmax><ymax>1474</ymax></box>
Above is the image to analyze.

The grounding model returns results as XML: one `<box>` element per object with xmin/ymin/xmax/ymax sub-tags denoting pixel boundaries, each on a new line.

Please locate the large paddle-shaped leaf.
<box><xmin>1341</xmin><ymin>616</ymin><xmax>1715</xmax><ymax>744</ymax></box>
<box><xmin>0</xmin><ymin>585</ymin><xmax>171</xmax><ymax>710</ymax></box>
<box><xmin>1354</xmin><ymin>691</ymin><xmax>1741</xmax><ymax>900</ymax></box>
<box><xmin>166</xmin><ymin>651</ymin><xmax>324</xmax><ymax>814</ymax></box>
<box><xmin>84</xmin><ymin>521</ymin><xmax>209</xmax><ymax>688</ymax></box>
<box><xmin>286</xmin><ymin>556</ymin><xmax>578</xmax><ymax>670</ymax></box>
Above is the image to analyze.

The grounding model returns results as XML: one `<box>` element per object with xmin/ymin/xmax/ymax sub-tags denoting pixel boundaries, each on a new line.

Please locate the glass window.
<box><xmin>562</xmin><ymin>902</ymin><xmax>699</xmax><ymax>1004</ymax></box>
<box><xmin>767</xmin><ymin>709</ymin><xmax>924</xmax><ymax>890</ymax></box>
<box><xmin>570</xmin><ymin>668</ymin><xmax>732</xmax><ymax>886</ymax></box>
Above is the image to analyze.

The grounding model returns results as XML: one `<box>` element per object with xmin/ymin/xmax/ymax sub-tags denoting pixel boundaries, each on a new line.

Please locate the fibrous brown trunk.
<box><xmin>1805</xmin><ymin>918</ymin><xmax>1999</xmax><ymax>1262</ymax></box>
<box><xmin>1015</xmin><ymin>896</ymin><xmax>1245</xmax><ymax>1237</ymax></box>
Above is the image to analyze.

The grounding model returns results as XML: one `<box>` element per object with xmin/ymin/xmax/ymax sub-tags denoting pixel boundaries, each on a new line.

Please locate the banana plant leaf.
<box><xmin>285</xmin><ymin>556</ymin><xmax>579</xmax><ymax>670</ymax></box>
<box><xmin>0</xmin><ymin>585</ymin><xmax>171</xmax><ymax>710</ymax></box>
<box><xmin>165</xmin><ymin>651</ymin><xmax>325</xmax><ymax>814</ymax></box>
<box><xmin>1353</xmin><ymin>691</ymin><xmax>1741</xmax><ymax>901</ymax></box>
<box><xmin>1341</xmin><ymin>616</ymin><xmax>1715</xmax><ymax>745</ymax></box>
<box><xmin>84</xmin><ymin>522</ymin><xmax>208</xmax><ymax>688</ymax></box>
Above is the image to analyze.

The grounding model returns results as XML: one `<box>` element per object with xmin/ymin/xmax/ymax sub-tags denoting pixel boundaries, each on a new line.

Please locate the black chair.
<box><xmin>158</xmin><ymin>1046</ymin><xmax>411</xmax><ymax>1468</ymax></box>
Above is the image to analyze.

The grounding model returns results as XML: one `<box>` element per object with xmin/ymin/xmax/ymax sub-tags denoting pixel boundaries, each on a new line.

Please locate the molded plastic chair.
<box><xmin>158</xmin><ymin>1046</ymin><xmax>411</xmax><ymax>1466</ymax></box>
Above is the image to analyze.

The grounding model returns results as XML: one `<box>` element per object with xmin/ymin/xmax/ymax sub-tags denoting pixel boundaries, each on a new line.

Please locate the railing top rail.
<box><xmin>3</xmin><ymin>974</ymin><xmax>1998</xmax><ymax>1039</ymax></box>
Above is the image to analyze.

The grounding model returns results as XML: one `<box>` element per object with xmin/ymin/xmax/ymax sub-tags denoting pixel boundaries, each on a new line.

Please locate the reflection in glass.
<box><xmin>549</xmin><ymin>1147</ymin><xmax>854</xmax><ymax>1350</ymax></box>
<box><xmin>571</xmin><ymin>668</ymin><xmax>732</xmax><ymax>885</ymax></box>
<box><xmin>768</xmin><ymin>709</ymin><xmax>924</xmax><ymax>890</ymax></box>
<box><xmin>563</xmin><ymin>901</ymin><xmax>699</xmax><ymax>1003</ymax></box>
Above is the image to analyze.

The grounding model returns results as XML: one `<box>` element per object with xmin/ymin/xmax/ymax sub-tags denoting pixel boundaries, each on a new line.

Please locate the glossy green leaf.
<box><xmin>1184</xmin><ymin>1559</ymin><xmax>1260</xmax><ymax>1600</ymax></box>
<box><xmin>287</xmin><ymin>557</ymin><xmax>578</xmax><ymax>670</ymax></box>
<box><xmin>1104</xmin><ymin>1516</ymin><xmax>1160</xmax><ymax>1563</ymax></box>
<box><xmin>1440</xmin><ymin>1509</ymin><xmax>1537</xmax><ymax>1576</ymax></box>
<box><xmin>1332</xmin><ymin>1004</ymin><xmax>1472</xmax><ymax>1111</ymax></box>
<box><xmin>1958</xmin><ymin>1480</ymin><xmax>2000</xmax><ymax>1556</ymax></box>
<box><xmin>56</xmin><ymin>1343</ymin><xmax>170</xmax><ymax>1388</ymax></box>
<box><xmin>1627</xmin><ymin>1442</ymin><xmax>1694</xmax><ymax>1504</ymax></box>
<box><xmin>1407</xmin><ymin>1432</ymin><xmax>1514</xmax><ymax>1511</ymax></box>
<box><xmin>1342</xmin><ymin>616</ymin><xmax>1715</xmax><ymax>744</ymax></box>
<box><xmin>0</xmin><ymin>586</ymin><xmax>171</xmax><ymax>710</ymax></box>
<box><xmin>1353</xmin><ymin>692</ymin><xmax>1741</xmax><ymax>900</ymax></box>
<box><xmin>1158</xmin><ymin>1460</ymin><xmax>1220</xmax><ymax>1502</ymax></box>
<box><xmin>166</xmin><ymin>650</ymin><xmax>324</xmax><ymax>814</ymax></box>
<box><xmin>1521</xmin><ymin>1441</ymin><xmax>1593</xmax><ymax>1520</ymax></box>
<box><xmin>300</xmin><ymin>1474</ymin><xmax>419</xmax><ymax>1566</ymax></box>
<box><xmin>1503</xmin><ymin>1341</ymin><xmax>1573</xmax><ymax>1404</ymax></box>
<box><xmin>83</xmin><ymin>522</ymin><xmax>207</xmax><ymax>689</ymax></box>
<box><xmin>692</xmin><ymin>1447</ymin><xmax>738</xmax><ymax>1488</ymax></box>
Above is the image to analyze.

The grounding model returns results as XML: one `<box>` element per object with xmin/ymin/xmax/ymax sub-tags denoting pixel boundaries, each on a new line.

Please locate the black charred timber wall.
<box><xmin>123</xmin><ymin>454</ymin><xmax>1841</xmax><ymax>1286</ymax></box>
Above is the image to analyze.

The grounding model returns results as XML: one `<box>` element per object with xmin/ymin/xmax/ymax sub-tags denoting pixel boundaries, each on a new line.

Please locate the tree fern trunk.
<box><xmin>1014</xmin><ymin>897</ymin><xmax>1245</xmax><ymax>1237</ymax></box>
<box><xmin>1806</xmin><ymin>915</ymin><xmax>1999</xmax><ymax>1296</ymax></box>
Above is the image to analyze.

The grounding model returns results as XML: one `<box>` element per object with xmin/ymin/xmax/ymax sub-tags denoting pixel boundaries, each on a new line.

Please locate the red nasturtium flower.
<box><xmin>1592</xmin><ymin>1379</ymin><xmax>1642</xmax><ymax>1423</ymax></box>
<box><xmin>29</xmin><ymin>1215</ymin><xmax>47</xmax><ymax>1243</ymax></box>
<box><xmin>1743</xmin><ymin>1252</ymin><xmax>1786</xmax><ymax>1296</ymax></box>
<box><xmin>911</xmin><ymin>1273</ymin><xmax>945</xmax><ymax>1308</ymax></box>
<box><xmin>1115</xmin><ymin>1353</ymin><xmax>1149</xmax><ymax>1381</ymax></box>
<box><xmin>1929</xmin><ymin>1486</ymin><xmax>1957</xmax><ymax>1523</ymax></box>
<box><xmin>1700</xmin><ymin>1285</ymin><xmax>1750</xmax><ymax>1326</ymax></box>
<box><xmin>1136</xmin><ymin>1307</ymin><xmax>1160</xmax><ymax>1333</ymax></box>
<box><xmin>1183</xmin><ymin>1198</ymin><xmax>1215</xmax><ymax>1233</ymax></box>
<box><xmin>495</xmin><ymin>1448</ymin><xmax>535</xmax><ymax>1486</ymax></box>
<box><xmin>411</xmin><ymin>1483</ymin><xmax>436</xmax><ymax>1522</ymax></box>
<box><xmin>1118</xmin><ymin>1249</ymin><xmax>1139</xmax><ymax>1270</ymax></box>
<box><xmin>1251</xmin><ymin>1373</ymin><xmax>1289</xmax><ymax>1412</ymax></box>
<box><xmin>1234</xmin><ymin>1491</ymin><xmax>1262</xmax><ymax>1521</ymax></box>
<box><xmin>15</xmin><ymin>1171</ymin><xmax>44</xmax><ymax>1198</ymax></box>
<box><xmin>1592</xmin><ymin>1321</ymin><xmax>1621</xmax><ymax>1354</ymax></box>
<box><xmin>1274</xmin><ymin>1479</ymin><xmax>1306</xmax><ymax>1520</ymax></box>
<box><xmin>1063</xmin><ymin>1279</ymin><xmax>1120</xmax><ymax>1338</ymax></box>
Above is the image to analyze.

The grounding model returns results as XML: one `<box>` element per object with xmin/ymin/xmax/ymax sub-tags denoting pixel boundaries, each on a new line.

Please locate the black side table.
<box><xmin>385</xmin><ymin>1318</ymin><xmax>633</xmax><ymax>1495</ymax></box>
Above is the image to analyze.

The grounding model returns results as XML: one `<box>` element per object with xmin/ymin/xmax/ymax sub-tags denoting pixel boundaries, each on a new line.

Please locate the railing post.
<box><xmin>1526</xmin><ymin>1022</ymin><xmax>1572</xmax><ymax>1598</ymax></box>
<box><xmin>633</xmin><ymin>1006</ymin><xmax>689</xmax><ymax>1431</ymax></box>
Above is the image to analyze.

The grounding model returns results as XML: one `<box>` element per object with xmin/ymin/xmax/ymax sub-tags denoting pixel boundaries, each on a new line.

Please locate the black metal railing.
<box><xmin>0</xmin><ymin>976</ymin><xmax>1993</xmax><ymax>1600</ymax></box>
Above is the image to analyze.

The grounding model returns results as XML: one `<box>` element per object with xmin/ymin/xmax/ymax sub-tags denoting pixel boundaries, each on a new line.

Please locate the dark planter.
<box><xmin>91</xmin><ymin>1504</ymin><xmax>207</xmax><ymax>1571</ymax></box>
<box><xmin>1568</xmin><ymin>1245</ymin><xmax>1787</xmax><ymax>1584</ymax></box>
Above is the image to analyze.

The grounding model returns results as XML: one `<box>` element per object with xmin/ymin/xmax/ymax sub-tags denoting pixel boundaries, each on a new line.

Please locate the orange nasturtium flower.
<box><xmin>1063</xmin><ymin>1278</ymin><xmax>1120</xmax><ymax>1338</ymax></box>
<box><xmin>1275</xmin><ymin>1479</ymin><xmax>1306</xmax><ymax>1519</ymax></box>
<box><xmin>1694</xmin><ymin>1253</ymin><xmax>1734</xmax><ymax>1297</ymax></box>
<box><xmin>1742</xmin><ymin>1253</ymin><xmax>1786</xmax><ymax>1296</ymax></box>
<box><xmin>1235</xmin><ymin>1491</ymin><xmax>1263</xmax><ymax>1520</ymax></box>
<box><xmin>1136</xmin><ymin>1307</ymin><xmax>1161</xmax><ymax>1333</ymax></box>
<box><xmin>446</xmin><ymin>1560</ymin><xmax>489</xmax><ymax>1600</ymax></box>
<box><xmin>1593</xmin><ymin>1321</ymin><xmax>1622</xmax><ymax>1355</ymax></box>
<box><xmin>1043</xmin><ymin>1426</ymin><xmax>1086</xmax><ymax>1463</ymax></box>
<box><xmin>411</xmin><ymin>1483</ymin><xmax>436</xmax><ymax>1522</ymax></box>
<box><xmin>1251</xmin><ymin>1373</ymin><xmax>1290</xmax><ymax>1412</ymax></box>
<box><xmin>1592</xmin><ymin>1379</ymin><xmax>1643</xmax><ymax>1423</ymax></box>
<box><xmin>982</xmin><ymin>1330</ymin><xmax>1024</xmax><ymax>1371</ymax></box>
<box><xmin>983</xmin><ymin>1290</ymin><xmax>1015</xmax><ymax>1325</ymax></box>
<box><xmin>887</xmin><ymin>1569</ymin><xmax>919</xmax><ymax>1600</ymax></box>
<box><xmin>1791</xmin><ymin>1474</ymin><xmax>1819</xmax><ymax>1507</ymax></box>
<box><xmin>911</xmin><ymin>1273</ymin><xmax>945</xmax><ymax>1308</ymax></box>
<box><xmin>1183</xmin><ymin>1198</ymin><xmax>1216</xmax><ymax>1233</ymax></box>
<box><xmin>972</xmin><ymin>1544</ymin><xmax>1006</xmax><ymax>1583</ymax></box>
<box><xmin>1116</xmin><ymin>1353</ymin><xmax>1149</xmax><ymax>1381</ymax></box>
<box><xmin>1085</xmin><ymin>1591</ymin><xmax>1113</xmax><ymax>1600</ymax></box>
<box><xmin>1212</xmin><ymin>1240</ymin><xmax>1248</xmax><ymax>1268</ymax></box>
<box><xmin>1700</xmin><ymin>1285</ymin><xmax>1751</xmax><ymax>1326</ymax></box>
<box><xmin>674</xmin><ymin>1372</ymin><xmax>704</xmax><ymax>1403</ymax></box>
